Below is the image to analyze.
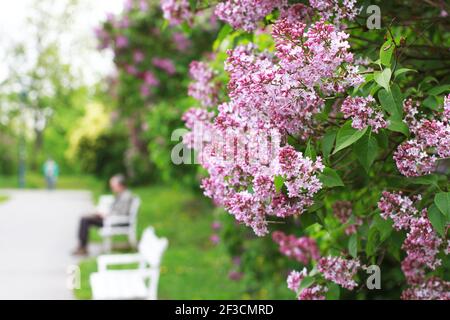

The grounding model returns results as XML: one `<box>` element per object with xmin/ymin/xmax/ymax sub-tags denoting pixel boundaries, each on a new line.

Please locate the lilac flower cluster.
<box><xmin>188</xmin><ymin>61</ymin><xmax>219</xmax><ymax>108</ymax></box>
<box><xmin>332</xmin><ymin>201</ymin><xmax>362</xmax><ymax>235</ymax></box>
<box><xmin>394</xmin><ymin>96</ymin><xmax>450</xmax><ymax>177</ymax></box>
<box><xmin>272</xmin><ymin>231</ymin><xmax>320</xmax><ymax>264</ymax></box>
<box><xmin>223</xmin><ymin>18</ymin><xmax>362</xmax><ymax>140</ymax></box>
<box><xmin>215</xmin><ymin>0</ymin><xmax>286</xmax><ymax>32</ymax></box>
<box><xmin>401</xmin><ymin>214</ymin><xmax>443</xmax><ymax>284</ymax></box>
<box><xmin>160</xmin><ymin>0</ymin><xmax>192</xmax><ymax>26</ymax></box>
<box><xmin>152</xmin><ymin>58</ymin><xmax>177</xmax><ymax>75</ymax></box>
<box><xmin>309</xmin><ymin>0</ymin><xmax>360</xmax><ymax>25</ymax></box>
<box><xmin>341</xmin><ymin>96</ymin><xmax>388</xmax><ymax>133</ymax></box>
<box><xmin>181</xmin><ymin>15</ymin><xmax>363</xmax><ymax>236</ymax></box>
<box><xmin>377</xmin><ymin>192</ymin><xmax>447</xmax><ymax>299</ymax></box>
<box><xmin>317</xmin><ymin>256</ymin><xmax>360</xmax><ymax>290</ymax></box>
<box><xmin>287</xmin><ymin>269</ymin><xmax>328</xmax><ymax>300</ymax></box>
<box><xmin>401</xmin><ymin>277</ymin><xmax>450</xmax><ymax>300</ymax></box>
<box><xmin>378</xmin><ymin>191</ymin><xmax>420</xmax><ymax>230</ymax></box>
<box><xmin>95</xmin><ymin>3</ymin><xmax>185</xmax><ymax>100</ymax></box>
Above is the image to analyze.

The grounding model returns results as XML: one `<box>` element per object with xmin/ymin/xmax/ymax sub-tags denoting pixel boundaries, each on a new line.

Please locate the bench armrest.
<box><xmin>97</xmin><ymin>253</ymin><xmax>144</xmax><ymax>272</ymax></box>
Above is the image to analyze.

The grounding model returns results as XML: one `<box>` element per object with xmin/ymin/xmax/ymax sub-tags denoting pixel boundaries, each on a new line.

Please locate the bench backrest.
<box><xmin>138</xmin><ymin>227</ymin><xmax>168</xmax><ymax>268</ymax></box>
<box><xmin>128</xmin><ymin>196</ymin><xmax>141</xmax><ymax>247</ymax></box>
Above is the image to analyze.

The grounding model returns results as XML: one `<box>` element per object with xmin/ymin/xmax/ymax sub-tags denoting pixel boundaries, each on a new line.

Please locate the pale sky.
<box><xmin>0</xmin><ymin>0</ymin><xmax>125</xmax><ymax>85</ymax></box>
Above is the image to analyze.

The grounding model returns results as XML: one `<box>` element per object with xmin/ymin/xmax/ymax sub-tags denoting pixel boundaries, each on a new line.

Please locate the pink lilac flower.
<box><xmin>403</xmin><ymin>98</ymin><xmax>420</xmax><ymax>129</ymax></box>
<box><xmin>279</xmin><ymin>3</ymin><xmax>314</xmax><ymax>23</ymax></box>
<box><xmin>133</xmin><ymin>50</ymin><xmax>145</xmax><ymax>63</ymax></box>
<box><xmin>377</xmin><ymin>191</ymin><xmax>420</xmax><ymax>231</ymax></box>
<box><xmin>183</xmin><ymin>19</ymin><xmax>361</xmax><ymax>236</ymax></box>
<box><xmin>172</xmin><ymin>32</ymin><xmax>191</xmax><ymax>51</ymax></box>
<box><xmin>378</xmin><ymin>192</ymin><xmax>446</xmax><ymax>296</ymax></box>
<box><xmin>401</xmin><ymin>213</ymin><xmax>442</xmax><ymax>284</ymax></box>
<box><xmin>181</xmin><ymin>107</ymin><xmax>215</xmax><ymax>150</ymax></box>
<box><xmin>341</xmin><ymin>96</ymin><xmax>388</xmax><ymax>133</ymax></box>
<box><xmin>106</xmin><ymin>12</ymin><xmax>115</xmax><ymax>23</ymax></box>
<box><xmin>139</xmin><ymin>0</ymin><xmax>149</xmax><ymax>12</ymax></box>
<box><xmin>228</xmin><ymin>270</ymin><xmax>244</xmax><ymax>281</ymax></box>
<box><xmin>211</xmin><ymin>221</ymin><xmax>222</xmax><ymax>231</ymax></box>
<box><xmin>117</xmin><ymin>16</ymin><xmax>130</xmax><ymax>29</ymax></box>
<box><xmin>287</xmin><ymin>269</ymin><xmax>328</xmax><ymax>300</ymax></box>
<box><xmin>188</xmin><ymin>61</ymin><xmax>219</xmax><ymax>108</ymax></box>
<box><xmin>401</xmin><ymin>277</ymin><xmax>450</xmax><ymax>300</ymax></box>
<box><xmin>152</xmin><ymin>57</ymin><xmax>176</xmax><ymax>75</ymax></box>
<box><xmin>160</xmin><ymin>0</ymin><xmax>193</xmax><ymax>26</ymax></box>
<box><xmin>394</xmin><ymin>97</ymin><xmax>450</xmax><ymax>177</ymax></box>
<box><xmin>140</xmin><ymin>84</ymin><xmax>150</xmax><ymax>97</ymax></box>
<box><xmin>317</xmin><ymin>256</ymin><xmax>360</xmax><ymax>290</ymax></box>
<box><xmin>124</xmin><ymin>64</ymin><xmax>138</xmax><ymax>76</ymax></box>
<box><xmin>415</xmin><ymin>119</ymin><xmax>450</xmax><ymax>159</ymax></box>
<box><xmin>309</xmin><ymin>0</ymin><xmax>360</xmax><ymax>25</ymax></box>
<box><xmin>124</xmin><ymin>0</ymin><xmax>134</xmax><ymax>12</ymax></box>
<box><xmin>210</xmin><ymin>234</ymin><xmax>220</xmax><ymax>245</ymax></box>
<box><xmin>394</xmin><ymin>140</ymin><xmax>437</xmax><ymax>177</ymax></box>
<box><xmin>116</xmin><ymin>35</ymin><xmax>129</xmax><ymax>49</ymax></box>
<box><xmin>444</xmin><ymin>94</ymin><xmax>450</xmax><ymax>122</ymax></box>
<box><xmin>143</xmin><ymin>71</ymin><xmax>159</xmax><ymax>86</ymax></box>
<box><xmin>332</xmin><ymin>201</ymin><xmax>362</xmax><ymax>235</ymax></box>
<box><xmin>287</xmin><ymin>269</ymin><xmax>307</xmax><ymax>291</ymax></box>
<box><xmin>272</xmin><ymin>231</ymin><xmax>320</xmax><ymax>264</ymax></box>
<box><xmin>94</xmin><ymin>26</ymin><xmax>111</xmax><ymax>50</ymax></box>
<box><xmin>214</xmin><ymin>0</ymin><xmax>286</xmax><ymax>32</ymax></box>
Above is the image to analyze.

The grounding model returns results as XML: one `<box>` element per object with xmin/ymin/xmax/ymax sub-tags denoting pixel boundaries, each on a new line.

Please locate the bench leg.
<box><xmin>103</xmin><ymin>236</ymin><xmax>112</xmax><ymax>253</ymax></box>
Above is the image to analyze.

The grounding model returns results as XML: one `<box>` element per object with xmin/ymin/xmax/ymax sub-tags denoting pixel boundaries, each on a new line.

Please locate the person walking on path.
<box><xmin>43</xmin><ymin>158</ymin><xmax>59</xmax><ymax>190</ymax></box>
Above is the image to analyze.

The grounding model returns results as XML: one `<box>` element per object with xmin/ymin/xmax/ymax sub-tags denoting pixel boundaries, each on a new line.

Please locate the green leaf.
<box><xmin>333</xmin><ymin>121</ymin><xmax>367</xmax><ymax>154</ymax></box>
<box><xmin>387</xmin><ymin>118</ymin><xmax>409</xmax><ymax>136</ymax></box>
<box><xmin>213</xmin><ymin>24</ymin><xmax>233</xmax><ymax>51</ymax></box>
<box><xmin>188</xmin><ymin>0</ymin><xmax>197</xmax><ymax>10</ymax></box>
<box><xmin>320</xmin><ymin>130</ymin><xmax>336</xmax><ymax>160</ymax></box>
<box><xmin>374</xmin><ymin>68</ymin><xmax>391</xmax><ymax>91</ymax></box>
<box><xmin>422</xmin><ymin>95</ymin><xmax>440</xmax><ymax>111</ymax></box>
<box><xmin>274</xmin><ymin>175</ymin><xmax>284</xmax><ymax>193</ymax></box>
<box><xmin>305</xmin><ymin>139</ymin><xmax>317</xmax><ymax>160</ymax></box>
<box><xmin>378</xmin><ymin>85</ymin><xmax>403</xmax><ymax>119</ymax></box>
<box><xmin>434</xmin><ymin>192</ymin><xmax>450</xmax><ymax>219</ymax></box>
<box><xmin>325</xmin><ymin>283</ymin><xmax>340</xmax><ymax>300</ymax></box>
<box><xmin>428</xmin><ymin>84</ymin><xmax>450</xmax><ymax>96</ymax></box>
<box><xmin>319</xmin><ymin>167</ymin><xmax>344</xmax><ymax>188</ymax></box>
<box><xmin>366</xmin><ymin>227</ymin><xmax>380</xmax><ymax>257</ymax></box>
<box><xmin>353</xmin><ymin>130</ymin><xmax>379</xmax><ymax>172</ymax></box>
<box><xmin>299</xmin><ymin>276</ymin><xmax>315</xmax><ymax>290</ymax></box>
<box><xmin>380</xmin><ymin>40</ymin><xmax>394</xmax><ymax>67</ymax></box>
<box><xmin>428</xmin><ymin>204</ymin><xmax>446</xmax><ymax>237</ymax></box>
<box><xmin>409</xmin><ymin>174</ymin><xmax>439</xmax><ymax>189</ymax></box>
<box><xmin>373</xmin><ymin>214</ymin><xmax>393</xmax><ymax>242</ymax></box>
<box><xmin>394</xmin><ymin>68</ymin><xmax>417</xmax><ymax>79</ymax></box>
<box><xmin>348</xmin><ymin>233</ymin><xmax>358</xmax><ymax>258</ymax></box>
<box><xmin>375</xmin><ymin>130</ymin><xmax>389</xmax><ymax>149</ymax></box>
<box><xmin>307</xmin><ymin>201</ymin><xmax>324</xmax><ymax>214</ymax></box>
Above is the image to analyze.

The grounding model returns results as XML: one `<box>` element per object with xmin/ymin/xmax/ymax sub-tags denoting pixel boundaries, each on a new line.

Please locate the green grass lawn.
<box><xmin>74</xmin><ymin>185</ymin><xmax>246</xmax><ymax>300</ymax></box>
<box><xmin>0</xmin><ymin>173</ymin><xmax>106</xmax><ymax>198</ymax></box>
<box><xmin>0</xmin><ymin>194</ymin><xmax>9</xmax><ymax>203</ymax></box>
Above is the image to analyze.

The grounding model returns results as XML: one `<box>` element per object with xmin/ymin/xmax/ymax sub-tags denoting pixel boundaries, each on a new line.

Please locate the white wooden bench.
<box><xmin>99</xmin><ymin>196</ymin><xmax>141</xmax><ymax>252</ymax></box>
<box><xmin>90</xmin><ymin>227</ymin><xmax>168</xmax><ymax>300</ymax></box>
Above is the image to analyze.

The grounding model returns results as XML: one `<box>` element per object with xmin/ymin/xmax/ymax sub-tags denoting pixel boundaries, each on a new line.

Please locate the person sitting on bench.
<box><xmin>72</xmin><ymin>174</ymin><xmax>132</xmax><ymax>256</ymax></box>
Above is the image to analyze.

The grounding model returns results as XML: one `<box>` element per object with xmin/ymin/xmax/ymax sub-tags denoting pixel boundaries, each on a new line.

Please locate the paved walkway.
<box><xmin>0</xmin><ymin>189</ymin><xmax>94</xmax><ymax>299</ymax></box>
